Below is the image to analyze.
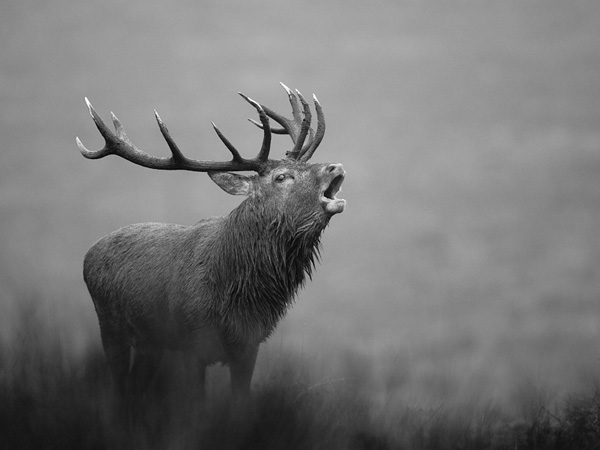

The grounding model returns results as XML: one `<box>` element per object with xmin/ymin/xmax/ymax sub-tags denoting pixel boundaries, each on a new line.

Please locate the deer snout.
<box><xmin>325</xmin><ymin>163</ymin><xmax>345</xmax><ymax>175</ymax></box>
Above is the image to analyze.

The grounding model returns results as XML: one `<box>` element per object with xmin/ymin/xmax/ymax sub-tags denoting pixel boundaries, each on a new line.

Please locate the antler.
<box><xmin>248</xmin><ymin>83</ymin><xmax>325</xmax><ymax>162</ymax></box>
<box><xmin>76</xmin><ymin>94</ymin><xmax>272</xmax><ymax>173</ymax></box>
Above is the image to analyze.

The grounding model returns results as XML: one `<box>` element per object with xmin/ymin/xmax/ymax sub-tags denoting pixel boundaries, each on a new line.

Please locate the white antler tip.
<box><xmin>238</xmin><ymin>92</ymin><xmax>264</xmax><ymax>111</ymax></box>
<box><xmin>247</xmin><ymin>118</ymin><xmax>263</xmax><ymax>129</ymax></box>
<box><xmin>75</xmin><ymin>136</ymin><xmax>89</xmax><ymax>153</ymax></box>
<box><xmin>295</xmin><ymin>89</ymin><xmax>308</xmax><ymax>103</ymax></box>
<box><xmin>279</xmin><ymin>82</ymin><xmax>293</xmax><ymax>95</ymax></box>
<box><xmin>154</xmin><ymin>109</ymin><xmax>162</xmax><ymax>122</ymax></box>
<box><xmin>313</xmin><ymin>93</ymin><xmax>320</xmax><ymax>104</ymax></box>
<box><xmin>84</xmin><ymin>97</ymin><xmax>94</xmax><ymax>115</ymax></box>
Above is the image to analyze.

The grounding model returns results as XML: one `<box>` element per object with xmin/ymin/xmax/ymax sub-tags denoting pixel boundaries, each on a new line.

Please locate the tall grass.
<box><xmin>1</xmin><ymin>295</ymin><xmax>599</xmax><ymax>450</ymax></box>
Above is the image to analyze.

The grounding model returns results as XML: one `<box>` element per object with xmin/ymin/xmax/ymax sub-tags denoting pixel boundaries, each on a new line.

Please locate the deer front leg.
<box><xmin>197</xmin><ymin>362</ymin><xmax>207</xmax><ymax>400</ymax></box>
<box><xmin>228</xmin><ymin>343</ymin><xmax>259</xmax><ymax>404</ymax></box>
<box><xmin>182</xmin><ymin>357</ymin><xmax>207</xmax><ymax>401</ymax></box>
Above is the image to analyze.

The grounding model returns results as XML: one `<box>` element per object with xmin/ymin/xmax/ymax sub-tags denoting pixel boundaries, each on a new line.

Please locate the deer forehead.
<box><xmin>262</xmin><ymin>161</ymin><xmax>325</xmax><ymax>179</ymax></box>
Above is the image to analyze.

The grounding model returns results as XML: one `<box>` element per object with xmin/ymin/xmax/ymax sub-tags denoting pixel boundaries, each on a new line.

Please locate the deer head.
<box><xmin>76</xmin><ymin>83</ymin><xmax>346</xmax><ymax>219</ymax></box>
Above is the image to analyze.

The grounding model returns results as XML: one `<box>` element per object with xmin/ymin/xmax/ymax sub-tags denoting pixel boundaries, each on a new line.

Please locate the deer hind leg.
<box><xmin>97</xmin><ymin>322</ymin><xmax>131</xmax><ymax>397</ymax></box>
<box><xmin>129</xmin><ymin>346</ymin><xmax>165</xmax><ymax>396</ymax></box>
<box><xmin>96</xmin><ymin>320</ymin><xmax>135</xmax><ymax>432</ymax></box>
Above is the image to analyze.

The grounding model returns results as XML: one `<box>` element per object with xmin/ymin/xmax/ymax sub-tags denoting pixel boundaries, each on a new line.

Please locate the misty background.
<box><xmin>2</xmin><ymin>0</ymin><xmax>600</xmax><ymax>417</ymax></box>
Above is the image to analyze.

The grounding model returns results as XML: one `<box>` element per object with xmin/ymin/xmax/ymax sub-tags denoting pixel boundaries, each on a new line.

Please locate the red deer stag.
<box><xmin>76</xmin><ymin>84</ymin><xmax>345</xmax><ymax>403</ymax></box>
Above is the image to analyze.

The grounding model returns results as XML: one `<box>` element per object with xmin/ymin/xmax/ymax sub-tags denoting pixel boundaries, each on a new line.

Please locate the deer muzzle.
<box><xmin>321</xmin><ymin>163</ymin><xmax>346</xmax><ymax>215</ymax></box>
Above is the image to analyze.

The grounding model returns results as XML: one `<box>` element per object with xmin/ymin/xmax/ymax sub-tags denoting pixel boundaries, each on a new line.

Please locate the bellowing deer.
<box><xmin>76</xmin><ymin>84</ymin><xmax>345</xmax><ymax>403</ymax></box>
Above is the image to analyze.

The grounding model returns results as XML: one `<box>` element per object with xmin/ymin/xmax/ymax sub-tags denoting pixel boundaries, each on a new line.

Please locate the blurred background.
<box><xmin>2</xmin><ymin>0</ymin><xmax>600</xmax><ymax>417</ymax></box>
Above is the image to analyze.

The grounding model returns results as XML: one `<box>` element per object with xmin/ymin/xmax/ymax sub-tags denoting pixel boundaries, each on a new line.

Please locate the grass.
<box><xmin>1</xmin><ymin>300</ymin><xmax>600</xmax><ymax>450</ymax></box>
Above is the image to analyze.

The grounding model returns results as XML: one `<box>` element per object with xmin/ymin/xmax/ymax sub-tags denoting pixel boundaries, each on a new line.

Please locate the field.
<box><xmin>2</xmin><ymin>309</ymin><xmax>600</xmax><ymax>450</ymax></box>
<box><xmin>2</xmin><ymin>0</ymin><xmax>600</xmax><ymax>448</ymax></box>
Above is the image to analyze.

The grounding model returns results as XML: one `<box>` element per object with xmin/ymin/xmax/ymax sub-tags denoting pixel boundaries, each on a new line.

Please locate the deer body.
<box><xmin>77</xmin><ymin>85</ymin><xmax>345</xmax><ymax>400</ymax></box>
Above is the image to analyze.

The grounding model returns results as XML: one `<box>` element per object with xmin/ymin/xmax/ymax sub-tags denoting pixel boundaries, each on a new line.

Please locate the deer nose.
<box><xmin>325</xmin><ymin>163</ymin><xmax>345</xmax><ymax>174</ymax></box>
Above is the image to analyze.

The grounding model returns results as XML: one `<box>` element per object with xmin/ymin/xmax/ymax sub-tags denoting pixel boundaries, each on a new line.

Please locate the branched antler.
<box><xmin>248</xmin><ymin>83</ymin><xmax>325</xmax><ymax>161</ymax></box>
<box><xmin>76</xmin><ymin>84</ymin><xmax>326</xmax><ymax>172</ymax></box>
<box><xmin>76</xmin><ymin>95</ymin><xmax>272</xmax><ymax>173</ymax></box>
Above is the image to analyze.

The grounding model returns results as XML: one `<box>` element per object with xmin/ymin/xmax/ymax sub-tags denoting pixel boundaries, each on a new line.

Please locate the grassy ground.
<box><xmin>1</xmin><ymin>306</ymin><xmax>599</xmax><ymax>450</ymax></box>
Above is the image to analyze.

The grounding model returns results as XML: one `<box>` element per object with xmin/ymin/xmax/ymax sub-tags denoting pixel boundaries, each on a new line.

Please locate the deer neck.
<box><xmin>208</xmin><ymin>199</ymin><xmax>328</xmax><ymax>342</ymax></box>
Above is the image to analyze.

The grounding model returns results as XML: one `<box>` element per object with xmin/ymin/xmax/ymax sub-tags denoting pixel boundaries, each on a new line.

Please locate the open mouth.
<box><xmin>321</xmin><ymin>173</ymin><xmax>346</xmax><ymax>214</ymax></box>
<box><xmin>324</xmin><ymin>174</ymin><xmax>344</xmax><ymax>200</ymax></box>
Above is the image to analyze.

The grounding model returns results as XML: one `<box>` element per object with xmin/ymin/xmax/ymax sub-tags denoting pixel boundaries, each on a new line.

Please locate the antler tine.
<box><xmin>77</xmin><ymin>98</ymin><xmax>270</xmax><ymax>173</ymax></box>
<box><xmin>247</xmin><ymin>118</ymin><xmax>288</xmax><ymax>135</ymax></box>
<box><xmin>154</xmin><ymin>110</ymin><xmax>188</xmax><ymax>163</ymax></box>
<box><xmin>210</xmin><ymin>122</ymin><xmax>244</xmax><ymax>163</ymax></box>
<box><xmin>287</xmin><ymin>90</ymin><xmax>312</xmax><ymax>159</ymax></box>
<box><xmin>242</xmin><ymin>84</ymin><xmax>325</xmax><ymax>161</ymax></box>
<box><xmin>298</xmin><ymin>94</ymin><xmax>325</xmax><ymax>162</ymax></box>
<box><xmin>238</xmin><ymin>92</ymin><xmax>271</xmax><ymax>162</ymax></box>
<box><xmin>249</xmin><ymin>83</ymin><xmax>307</xmax><ymax>142</ymax></box>
<box><xmin>280</xmin><ymin>82</ymin><xmax>303</xmax><ymax>124</ymax></box>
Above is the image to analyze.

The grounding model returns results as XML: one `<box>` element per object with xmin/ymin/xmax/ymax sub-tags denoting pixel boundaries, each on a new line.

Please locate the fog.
<box><xmin>2</xmin><ymin>0</ymin><xmax>600</xmax><ymax>414</ymax></box>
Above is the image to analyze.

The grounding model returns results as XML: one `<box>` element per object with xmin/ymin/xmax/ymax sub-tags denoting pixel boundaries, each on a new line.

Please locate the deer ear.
<box><xmin>208</xmin><ymin>172</ymin><xmax>253</xmax><ymax>196</ymax></box>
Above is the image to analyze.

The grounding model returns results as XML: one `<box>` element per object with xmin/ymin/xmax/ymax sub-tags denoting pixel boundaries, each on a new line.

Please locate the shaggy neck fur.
<box><xmin>208</xmin><ymin>196</ymin><xmax>330</xmax><ymax>344</ymax></box>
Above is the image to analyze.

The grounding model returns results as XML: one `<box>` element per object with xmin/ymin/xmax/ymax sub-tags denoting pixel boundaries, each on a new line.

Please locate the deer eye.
<box><xmin>274</xmin><ymin>173</ymin><xmax>287</xmax><ymax>182</ymax></box>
